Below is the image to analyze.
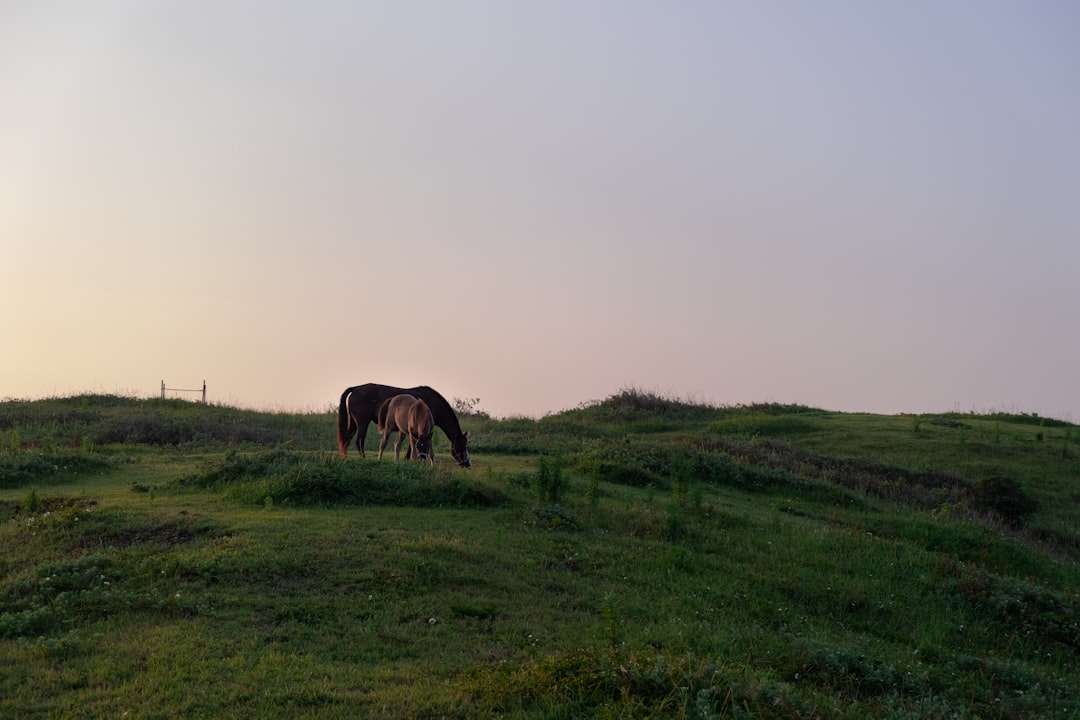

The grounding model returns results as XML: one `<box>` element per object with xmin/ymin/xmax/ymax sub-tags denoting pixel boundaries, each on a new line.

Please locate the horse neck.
<box><xmin>412</xmin><ymin>387</ymin><xmax>462</xmax><ymax>439</ymax></box>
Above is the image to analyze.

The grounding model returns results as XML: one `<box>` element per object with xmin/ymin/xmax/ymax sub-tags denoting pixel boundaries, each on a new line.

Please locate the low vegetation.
<box><xmin>1</xmin><ymin>389</ymin><xmax>1077</xmax><ymax>718</ymax></box>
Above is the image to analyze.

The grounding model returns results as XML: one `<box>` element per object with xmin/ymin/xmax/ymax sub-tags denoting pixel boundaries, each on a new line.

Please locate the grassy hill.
<box><xmin>1</xmin><ymin>391</ymin><xmax>1077</xmax><ymax>718</ymax></box>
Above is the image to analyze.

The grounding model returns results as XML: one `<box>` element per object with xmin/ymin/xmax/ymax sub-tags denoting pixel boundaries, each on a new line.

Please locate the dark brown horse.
<box><xmin>376</xmin><ymin>394</ymin><xmax>435</xmax><ymax>465</ymax></box>
<box><xmin>337</xmin><ymin>383</ymin><xmax>471</xmax><ymax>467</ymax></box>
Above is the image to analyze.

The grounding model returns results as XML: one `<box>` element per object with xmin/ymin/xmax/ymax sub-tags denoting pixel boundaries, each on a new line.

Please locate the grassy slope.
<box><xmin>1</xmin><ymin>392</ymin><xmax>1078</xmax><ymax>718</ymax></box>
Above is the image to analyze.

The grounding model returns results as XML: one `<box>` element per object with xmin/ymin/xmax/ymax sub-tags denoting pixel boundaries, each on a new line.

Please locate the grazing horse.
<box><xmin>376</xmin><ymin>394</ymin><xmax>435</xmax><ymax>464</ymax></box>
<box><xmin>337</xmin><ymin>383</ymin><xmax>471</xmax><ymax>467</ymax></box>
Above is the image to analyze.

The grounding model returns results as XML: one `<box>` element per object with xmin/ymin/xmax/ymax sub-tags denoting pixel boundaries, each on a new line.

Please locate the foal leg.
<box><xmin>377</xmin><ymin>428</ymin><xmax>391</xmax><ymax>461</ymax></box>
<box><xmin>393</xmin><ymin>431</ymin><xmax>405</xmax><ymax>461</ymax></box>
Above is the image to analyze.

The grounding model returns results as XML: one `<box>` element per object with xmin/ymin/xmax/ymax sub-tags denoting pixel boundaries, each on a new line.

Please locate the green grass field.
<box><xmin>1</xmin><ymin>391</ymin><xmax>1077</xmax><ymax>718</ymax></box>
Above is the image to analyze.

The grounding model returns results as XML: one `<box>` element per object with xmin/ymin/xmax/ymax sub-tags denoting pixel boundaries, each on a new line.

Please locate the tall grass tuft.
<box><xmin>535</xmin><ymin>455</ymin><xmax>566</xmax><ymax>504</ymax></box>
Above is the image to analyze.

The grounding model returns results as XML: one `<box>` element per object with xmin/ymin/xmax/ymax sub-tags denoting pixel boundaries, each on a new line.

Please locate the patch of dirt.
<box><xmin>75</xmin><ymin>511</ymin><xmax>228</xmax><ymax>551</ymax></box>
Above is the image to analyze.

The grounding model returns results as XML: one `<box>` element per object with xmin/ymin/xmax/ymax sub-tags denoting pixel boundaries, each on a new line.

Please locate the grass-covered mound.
<box><xmin>0</xmin><ymin>394</ymin><xmax>332</xmax><ymax>449</ymax></box>
<box><xmin>174</xmin><ymin>449</ymin><xmax>508</xmax><ymax>508</ymax></box>
<box><xmin>0</xmin><ymin>451</ymin><xmax>114</xmax><ymax>489</ymax></box>
<box><xmin>1</xmin><ymin>390</ymin><xmax>1078</xmax><ymax>718</ymax></box>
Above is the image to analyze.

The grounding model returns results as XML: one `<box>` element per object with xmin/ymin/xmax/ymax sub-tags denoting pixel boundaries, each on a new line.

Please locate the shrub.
<box><xmin>975</xmin><ymin>476</ymin><xmax>1039</xmax><ymax>526</ymax></box>
<box><xmin>577</xmin><ymin>387</ymin><xmax>723</xmax><ymax>423</ymax></box>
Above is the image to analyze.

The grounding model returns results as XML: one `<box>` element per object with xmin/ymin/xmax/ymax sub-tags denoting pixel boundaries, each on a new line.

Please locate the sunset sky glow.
<box><xmin>3</xmin><ymin>2</ymin><xmax>1079</xmax><ymax>419</ymax></box>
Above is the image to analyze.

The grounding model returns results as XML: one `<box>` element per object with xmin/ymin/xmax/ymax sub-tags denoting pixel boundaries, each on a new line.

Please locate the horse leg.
<box><xmin>393</xmin><ymin>431</ymin><xmax>404</xmax><ymax>461</ymax></box>
<box><xmin>357</xmin><ymin>426</ymin><xmax>366</xmax><ymax>458</ymax></box>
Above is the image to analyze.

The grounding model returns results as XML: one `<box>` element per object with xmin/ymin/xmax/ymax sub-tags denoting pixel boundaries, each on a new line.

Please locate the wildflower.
<box><xmin>428</xmin><ymin>617</ymin><xmax>437</xmax><ymax>625</ymax></box>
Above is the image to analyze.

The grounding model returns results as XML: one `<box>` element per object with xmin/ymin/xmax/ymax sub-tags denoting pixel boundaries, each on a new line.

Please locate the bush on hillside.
<box><xmin>586</xmin><ymin>387</ymin><xmax>720</xmax><ymax>422</ymax></box>
<box><xmin>975</xmin><ymin>476</ymin><xmax>1040</xmax><ymax>527</ymax></box>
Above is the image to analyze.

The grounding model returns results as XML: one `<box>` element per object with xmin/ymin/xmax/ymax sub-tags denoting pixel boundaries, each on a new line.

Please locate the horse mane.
<box><xmin>410</xmin><ymin>385</ymin><xmax>462</xmax><ymax>438</ymax></box>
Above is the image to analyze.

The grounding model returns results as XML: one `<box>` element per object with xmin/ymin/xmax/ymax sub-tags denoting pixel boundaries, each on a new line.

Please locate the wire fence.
<box><xmin>161</xmin><ymin>380</ymin><xmax>206</xmax><ymax>403</ymax></box>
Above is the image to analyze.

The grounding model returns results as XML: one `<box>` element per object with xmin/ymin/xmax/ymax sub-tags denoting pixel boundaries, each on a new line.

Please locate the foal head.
<box><xmin>412</xmin><ymin>431</ymin><xmax>435</xmax><ymax>462</ymax></box>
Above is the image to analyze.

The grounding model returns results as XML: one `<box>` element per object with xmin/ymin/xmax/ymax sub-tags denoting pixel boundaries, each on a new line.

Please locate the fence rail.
<box><xmin>161</xmin><ymin>380</ymin><xmax>206</xmax><ymax>403</ymax></box>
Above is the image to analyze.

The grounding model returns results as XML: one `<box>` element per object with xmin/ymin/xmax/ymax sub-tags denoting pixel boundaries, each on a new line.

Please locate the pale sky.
<box><xmin>3</xmin><ymin>2</ymin><xmax>1079</xmax><ymax>419</ymax></box>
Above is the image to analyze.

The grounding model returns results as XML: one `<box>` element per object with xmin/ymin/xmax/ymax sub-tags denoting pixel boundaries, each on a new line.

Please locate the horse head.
<box><xmin>450</xmin><ymin>431</ymin><xmax>471</xmax><ymax>468</ymax></box>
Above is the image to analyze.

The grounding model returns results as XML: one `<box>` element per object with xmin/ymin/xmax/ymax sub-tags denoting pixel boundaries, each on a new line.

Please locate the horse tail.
<box><xmin>337</xmin><ymin>387</ymin><xmax>354</xmax><ymax>456</ymax></box>
<box><xmin>376</xmin><ymin>397</ymin><xmax>391</xmax><ymax>432</ymax></box>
